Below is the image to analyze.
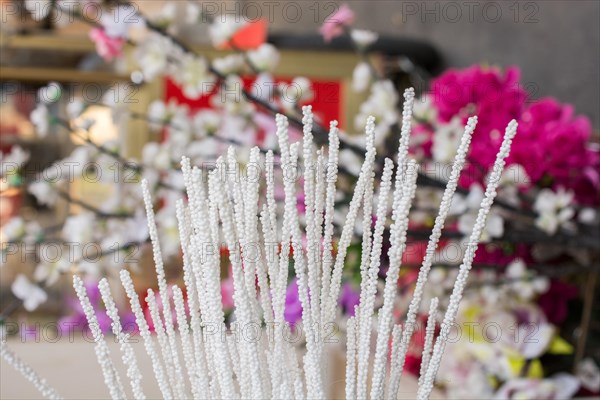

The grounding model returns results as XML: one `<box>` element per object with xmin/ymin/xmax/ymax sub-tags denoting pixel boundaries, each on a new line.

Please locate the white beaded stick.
<box><xmin>356</xmin><ymin>158</ymin><xmax>395</xmax><ymax>400</ymax></box>
<box><xmin>0</xmin><ymin>342</ymin><xmax>63</xmax><ymax>400</ymax></box>
<box><xmin>325</xmin><ymin>116</ymin><xmax>377</xmax><ymax>325</ymax></box>
<box><xmin>140</xmin><ymin>180</ymin><xmax>186</xmax><ymax>400</ymax></box>
<box><xmin>72</xmin><ymin>275</ymin><xmax>126</xmax><ymax>400</ymax></box>
<box><xmin>46</xmin><ymin>103</ymin><xmax>520</xmax><ymax>400</ymax></box>
<box><xmin>369</xmin><ymin>160</ymin><xmax>419</xmax><ymax>400</ymax></box>
<box><xmin>119</xmin><ymin>270</ymin><xmax>172</xmax><ymax>399</ymax></box>
<box><xmin>388</xmin><ymin>116</ymin><xmax>478</xmax><ymax>399</ymax></box>
<box><xmin>98</xmin><ymin>278</ymin><xmax>146</xmax><ymax>400</ymax></box>
<box><xmin>418</xmin><ymin>120</ymin><xmax>518</xmax><ymax>400</ymax></box>
<box><xmin>418</xmin><ymin>297</ymin><xmax>439</xmax><ymax>389</ymax></box>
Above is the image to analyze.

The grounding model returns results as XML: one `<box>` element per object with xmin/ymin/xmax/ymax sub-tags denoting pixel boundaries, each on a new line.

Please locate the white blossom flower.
<box><xmin>1</xmin><ymin>146</ymin><xmax>29</xmax><ymax>172</ymax></box>
<box><xmin>150</xmin><ymin>2</ymin><xmax>177</xmax><ymax>29</ymax></box>
<box><xmin>292</xmin><ymin>77</ymin><xmax>314</xmax><ymax>103</ymax></box>
<box><xmin>250</xmin><ymin>72</ymin><xmax>278</xmax><ymax>102</ymax></box>
<box><xmin>500</xmin><ymin>164</ymin><xmax>530</xmax><ymax>188</ymax></box>
<box><xmin>23</xmin><ymin>221</ymin><xmax>43</xmax><ymax>244</ymax></box>
<box><xmin>37</xmin><ymin>82</ymin><xmax>61</xmax><ymax>103</ymax></box>
<box><xmin>338</xmin><ymin>149</ymin><xmax>363</xmax><ymax>176</ymax></box>
<box><xmin>454</xmin><ymin>184</ymin><xmax>504</xmax><ymax>242</ymax></box>
<box><xmin>11</xmin><ymin>274</ymin><xmax>47</xmax><ymax>311</ymax></box>
<box><xmin>576</xmin><ymin>358</ymin><xmax>600</xmax><ymax>392</ymax></box>
<box><xmin>0</xmin><ymin>217</ymin><xmax>26</xmax><ymax>243</ymax></box>
<box><xmin>493</xmin><ymin>374</ymin><xmax>579</xmax><ymax>400</ymax></box>
<box><xmin>278</xmin><ymin>77</ymin><xmax>314</xmax><ymax>111</ymax></box>
<box><xmin>535</xmin><ymin>187</ymin><xmax>574</xmax><ymax>212</ymax></box>
<box><xmin>102</xmin><ymin>211</ymin><xmax>148</xmax><ymax>251</ymax></box>
<box><xmin>148</xmin><ymin>100</ymin><xmax>167</xmax><ymax>124</ymax></box>
<box><xmin>436</xmin><ymin>343</ymin><xmax>495</xmax><ymax>399</ymax></box>
<box><xmin>34</xmin><ymin>250</ymin><xmax>71</xmax><ymax>286</ymax></box>
<box><xmin>412</xmin><ymin>95</ymin><xmax>436</xmax><ymax>121</ymax></box>
<box><xmin>173</xmin><ymin>54</ymin><xmax>216</xmax><ymax>100</ymax></box>
<box><xmin>192</xmin><ymin>110</ymin><xmax>221</xmax><ymax>136</ymax></box>
<box><xmin>350</xmin><ymin>29</ymin><xmax>378</xmax><ymax>48</ymax></box>
<box><xmin>496</xmin><ymin>164</ymin><xmax>530</xmax><ymax>206</ymax></box>
<box><xmin>505</xmin><ymin>259</ymin><xmax>549</xmax><ymax>301</ymax></box>
<box><xmin>66</xmin><ymin>97</ymin><xmax>85</xmax><ymax>119</ymax></box>
<box><xmin>578</xmin><ymin>207</ymin><xmax>597</xmax><ymax>224</ymax></box>
<box><xmin>25</xmin><ymin>0</ymin><xmax>51</xmax><ymax>21</ymax></box>
<box><xmin>354</xmin><ymin>80</ymin><xmax>398</xmax><ymax>146</ymax></box>
<box><xmin>155</xmin><ymin>207</ymin><xmax>180</xmax><ymax>258</ymax></box>
<box><xmin>212</xmin><ymin>76</ymin><xmax>254</xmax><ymax>116</ymax></box>
<box><xmin>147</xmin><ymin>99</ymin><xmax>190</xmax><ymax>132</ymax></box>
<box><xmin>208</xmin><ymin>15</ymin><xmax>246</xmax><ymax>47</ymax></box>
<box><xmin>534</xmin><ymin>188</ymin><xmax>575</xmax><ymax>235</ymax></box>
<box><xmin>28</xmin><ymin>180</ymin><xmax>57</xmax><ymax>206</ymax></box>
<box><xmin>352</xmin><ymin>62</ymin><xmax>372</xmax><ymax>92</ymax></box>
<box><xmin>185</xmin><ymin>2</ymin><xmax>201</xmax><ymax>24</ymax></box>
<box><xmin>142</xmin><ymin>142</ymin><xmax>171</xmax><ymax>171</ymax></box>
<box><xmin>56</xmin><ymin>146</ymin><xmax>92</xmax><ymax>181</ymax></box>
<box><xmin>213</xmin><ymin>54</ymin><xmax>245</xmax><ymax>75</ymax></box>
<box><xmin>432</xmin><ymin>116</ymin><xmax>463</xmax><ymax>163</ymax></box>
<box><xmin>2</xmin><ymin>219</ymin><xmax>43</xmax><ymax>246</ymax></box>
<box><xmin>101</xmin><ymin>4</ymin><xmax>145</xmax><ymax>39</ymax></box>
<box><xmin>247</xmin><ymin>44</ymin><xmax>279</xmax><ymax>72</ymax></box>
<box><xmin>62</xmin><ymin>212</ymin><xmax>95</xmax><ymax>244</ymax></box>
<box><xmin>102</xmin><ymin>82</ymin><xmax>136</xmax><ymax>123</ymax></box>
<box><xmin>134</xmin><ymin>34</ymin><xmax>171</xmax><ymax>81</ymax></box>
<box><xmin>30</xmin><ymin>104</ymin><xmax>49</xmax><ymax>138</ymax></box>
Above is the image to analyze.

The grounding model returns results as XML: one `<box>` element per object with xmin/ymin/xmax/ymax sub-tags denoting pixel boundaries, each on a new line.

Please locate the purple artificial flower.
<box><xmin>59</xmin><ymin>278</ymin><xmax>134</xmax><ymax>336</ymax></box>
<box><xmin>284</xmin><ymin>279</ymin><xmax>303</xmax><ymax>325</ymax></box>
<box><xmin>338</xmin><ymin>282</ymin><xmax>360</xmax><ymax>316</ymax></box>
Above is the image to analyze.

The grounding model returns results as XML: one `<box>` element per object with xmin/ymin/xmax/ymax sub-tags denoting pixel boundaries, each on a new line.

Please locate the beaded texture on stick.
<box><xmin>35</xmin><ymin>97</ymin><xmax>518</xmax><ymax>400</ymax></box>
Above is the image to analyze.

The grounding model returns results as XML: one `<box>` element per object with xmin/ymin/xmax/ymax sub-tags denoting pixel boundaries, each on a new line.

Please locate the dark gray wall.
<box><xmin>259</xmin><ymin>0</ymin><xmax>599</xmax><ymax>127</ymax></box>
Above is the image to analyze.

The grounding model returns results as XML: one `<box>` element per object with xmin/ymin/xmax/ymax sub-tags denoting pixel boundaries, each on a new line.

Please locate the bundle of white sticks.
<box><xmin>1</xmin><ymin>88</ymin><xmax>518</xmax><ymax>399</ymax></box>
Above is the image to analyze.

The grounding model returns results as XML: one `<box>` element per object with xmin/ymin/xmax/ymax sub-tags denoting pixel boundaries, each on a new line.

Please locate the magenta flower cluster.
<box><xmin>430</xmin><ymin>65</ymin><xmax>599</xmax><ymax>204</ymax></box>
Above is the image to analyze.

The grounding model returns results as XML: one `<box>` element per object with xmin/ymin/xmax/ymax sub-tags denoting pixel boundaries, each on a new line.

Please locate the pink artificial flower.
<box><xmin>431</xmin><ymin>65</ymin><xmax>525</xmax><ymax>124</ymax></box>
<box><xmin>430</xmin><ymin>65</ymin><xmax>526</xmax><ymax>186</ymax></box>
<box><xmin>221</xmin><ymin>275</ymin><xmax>235</xmax><ymax>310</ymax></box>
<box><xmin>401</xmin><ymin>242</ymin><xmax>427</xmax><ymax>266</ymax></box>
<box><xmin>409</xmin><ymin>123</ymin><xmax>434</xmax><ymax>159</ymax></box>
<box><xmin>511</xmin><ymin>98</ymin><xmax>599</xmax><ymax>203</ymax></box>
<box><xmin>89</xmin><ymin>28</ymin><xmax>125</xmax><ymax>62</ymax></box>
<box><xmin>429</xmin><ymin>64</ymin><xmax>599</xmax><ymax>201</ymax></box>
<box><xmin>319</xmin><ymin>3</ymin><xmax>355</xmax><ymax>42</ymax></box>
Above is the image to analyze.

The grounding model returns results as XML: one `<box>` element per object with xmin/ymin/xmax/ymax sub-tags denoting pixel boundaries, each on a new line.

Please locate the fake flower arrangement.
<box><xmin>1</xmin><ymin>2</ymin><xmax>599</xmax><ymax>398</ymax></box>
<box><xmin>3</xmin><ymin>96</ymin><xmax>521</xmax><ymax>399</ymax></box>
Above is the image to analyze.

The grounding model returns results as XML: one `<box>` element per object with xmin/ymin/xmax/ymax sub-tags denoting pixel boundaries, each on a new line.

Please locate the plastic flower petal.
<box><xmin>319</xmin><ymin>3</ymin><xmax>355</xmax><ymax>42</ymax></box>
<box><xmin>89</xmin><ymin>28</ymin><xmax>125</xmax><ymax>61</ymax></box>
<box><xmin>11</xmin><ymin>274</ymin><xmax>47</xmax><ymax>311</ymax></box>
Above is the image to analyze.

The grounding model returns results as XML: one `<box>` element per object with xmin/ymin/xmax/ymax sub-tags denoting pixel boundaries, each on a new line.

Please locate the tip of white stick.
<box><xmin>275</xmin><ymin>114</ymin><xmax>289</xmax><ymax>130</ymax></box>
<box><xmin>98</xmin><ymin>277</ymin><xmax>109</xmax><ymax>290</ymax></box>
<box><xmin>180</xmin><ymin>155</ymin><xmax>190</xmax><ymax>168</ymax></box>
<box><xmin>72</xmin><ymin>274</ymin><xmax>83</xmax><ymax>287</ymax></box>
<box><xmin>507</xmin><ymin>119</ymin><xmax>519</xmax><ymax>134</ymax></box>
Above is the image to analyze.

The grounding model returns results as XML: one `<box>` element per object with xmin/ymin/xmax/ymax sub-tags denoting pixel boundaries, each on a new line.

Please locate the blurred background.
<box><xmin>1</xmin><ymin>1</ymin><xmax>599</xmax><ymax>398</ymax></box>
